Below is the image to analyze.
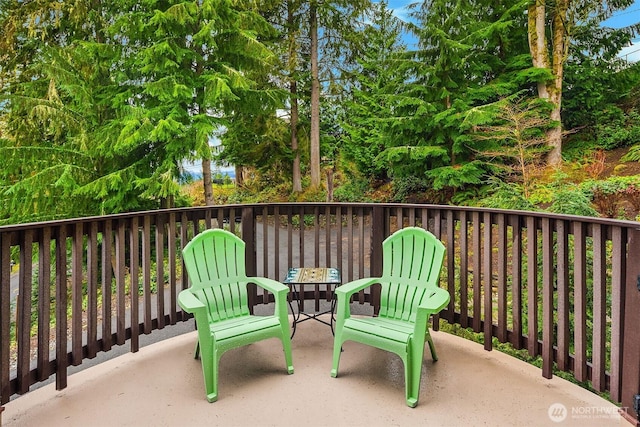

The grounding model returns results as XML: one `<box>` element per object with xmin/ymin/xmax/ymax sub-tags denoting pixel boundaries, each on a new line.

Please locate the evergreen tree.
<box><xmin>103</xmin><ymin>0</ymin><xmax>277</xmax><ymax>206</ymax></box>
<box><xmin>340</xmin><ymin>1</ymin><xmax>409</xmax><ymax>179</ymax></box>
<box><xmin>377</xmin><ymin>0</ymin><xmax>532</xmax><ymax>200</ymax></box>
<box><xmin>0</xmin><ymin>0</ymin><xmax>128</xmax><ymax>222</ymax></box>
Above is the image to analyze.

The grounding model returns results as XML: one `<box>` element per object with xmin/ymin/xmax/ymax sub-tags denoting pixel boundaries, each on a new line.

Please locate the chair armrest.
<box><xmin>415</xmin><ymin>287</ymin><xmax>451</xmax><ymax>336</ymax></box>
<box><xmin>178</xmin><ymin>289</ymin><xmax>206</xmax><ymax>314</ymax></box>
<box><xmin>418</xmin><ymin>287</ymin><xmax>450</xmax><ymax>314</ymax></box>
<box><xmin>334</xmin><ymin>277</ymin><xmax>382</xmax><ymax>300</ymax></box>
<box><xmin>247</xmin><ymin>277</ymin><xmax>290</xmax><ymax>321</ymax></box>
<box><xmin>248</xmin><ymin>277</ymin><xmax>289</xmax><ymax>296</ymax></box>
<box><xmin>334</xmin><ymin>277</ymin><xmax>382</xmax><ymax>323</ymax></box>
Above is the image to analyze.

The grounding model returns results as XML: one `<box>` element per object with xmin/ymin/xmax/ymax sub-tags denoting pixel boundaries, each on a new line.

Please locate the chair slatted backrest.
<box><xmin>182</xmin><ymin>229</ymin><xmax>250</xmax><ymax>322</ymax></box>
<box><xmin>378</xmin><ymin>227</ymin><xmax>445</xmax><ymax>322</ymax></box>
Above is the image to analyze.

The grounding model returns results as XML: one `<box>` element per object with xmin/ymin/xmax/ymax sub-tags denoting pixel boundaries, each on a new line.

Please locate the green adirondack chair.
<box><xmin>331</xmin><ymin>227</ymin><xmax>449</xmax><ymax>407</ymax></box>
<box><xmin>178</xmin><ymin>228</ymin><xmax>294</xmax><ymax>402</ymax></box>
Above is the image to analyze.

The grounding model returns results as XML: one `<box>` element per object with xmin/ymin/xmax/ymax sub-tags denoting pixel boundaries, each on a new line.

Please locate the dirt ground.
<box><xmin>603</xmin><ymin>146</ymin><xmax>640</xmax><ymax>177</ymax></box>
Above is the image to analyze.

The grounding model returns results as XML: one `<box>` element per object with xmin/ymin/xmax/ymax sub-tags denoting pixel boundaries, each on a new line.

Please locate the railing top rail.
<box><xmin>1</xmin><ymin>202</ymin><xmax>639</xmax><ymax>232</ymax></box>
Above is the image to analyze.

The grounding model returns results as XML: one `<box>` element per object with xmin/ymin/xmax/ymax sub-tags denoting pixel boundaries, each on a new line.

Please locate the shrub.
<box><xmin>598</xmin><ymin>108</ymin><xmax>640</xmax><ymax>151</ymax></box>
<box><xmin>478</xmin><ymin>178</ymin><xmax>537</xmax><ymax>211</ymax></box>
<box><xmin>333</xmin><ymin>179</ymin><xmax>373</xmax><ymax>202</ymax></box>
<box><xmin>581</xmin><ymin>176</ymin><xmax>640</xmax><ymax>219</ymax></box>
<box><xmin>391</xmin><ymin>176</ymin><xmax>431</xmax><ymax>203</ymax></box>
<box><xmin>548</xmin><ymin>187</ymin><xmax>599</xmax><ymax>217</ymax></box>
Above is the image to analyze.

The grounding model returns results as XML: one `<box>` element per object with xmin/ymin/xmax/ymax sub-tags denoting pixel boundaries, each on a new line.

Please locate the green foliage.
<box><xmin>390</xmin><ymin>176</ymin><xmax>431</xmax><ymax>203</ymax></box>
<box><xmin>596</xmin><ymin>108</ymin><xmax>640</xmax><ymax>151</ymax></box>
<box><xmin>333</xmin><ymin>178</ymin><xmax>374</xmax><ymax>203</ymax></box>
<box><xmin>477</xmin><ymin>178</ymin><xmax>538</xmax><ymax>211</ymax></box>
<box><xmin>562</xmin><ymin>12</ymin><xmax>640</xmax><ymax>131</ymax></box>
<box><xmin>339</xmin><ymin>1</ymin><xmax>408</xmax><ymax>180</ymax></box>
<box><xmin>581</xmin><ymin>176</ymin><xmax>640</xmax><ymax>218</ymax></box>
<box><xmin>548</xmin><ymin>186</ymin><xmax>599</xmax><ymax>217</ymax></box>
<box><xmin>0</xmin><ymin>0</ymin><xmax>639</xmax><ymax>223</ymax></box>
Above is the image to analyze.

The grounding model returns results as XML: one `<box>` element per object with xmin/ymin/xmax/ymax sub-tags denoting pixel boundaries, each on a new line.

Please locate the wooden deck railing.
<box><xmin>1</xmin><ymin>203</ymin><xmax>640</xmax><ymax>422</ymax></box>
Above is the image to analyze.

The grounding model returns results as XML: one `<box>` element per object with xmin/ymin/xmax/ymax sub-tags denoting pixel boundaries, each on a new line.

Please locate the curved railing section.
<box><xmin>1</xmin><ymin>203</ymin><xmax>640</xmax><ymax>422</ymax></box>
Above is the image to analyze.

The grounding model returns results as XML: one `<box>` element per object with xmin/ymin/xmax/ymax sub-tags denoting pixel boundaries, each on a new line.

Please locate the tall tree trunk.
<box><xmin>309</xmin><ymin>0</ymin><xmax>321</xmax><ymax>189</ymax></box>
<box><xmin>235</xmin><ymin>165</ymin><xmax>244</xmax><ymax>187</ymax></box>
<box><xmin>289</xmin><ymin>0</ymin><xmax>302</xmax><ymax>193</ymax></box>
<box><xmin>528</xmin><ymin>0</ymin><xmax>567</xmax><ymax>167</ymax></box>
<box><xmin>202</xmin><ymin>158</ymin><xmax>214</xmax><ymax>205</ymax></box>
<box><xmin>195</xmin><ymin>55</ymin><xmax>214</xmax><ymax>206</ymax></box>
<box><xmin>291</xmin><ymin>80</ymin><xmax>302</xmax><ymax>192</ymax></box>
<box><xmin>547</xmin><ymin>0</ymin><xmax>569</xmax><ymax>166</ymax></box>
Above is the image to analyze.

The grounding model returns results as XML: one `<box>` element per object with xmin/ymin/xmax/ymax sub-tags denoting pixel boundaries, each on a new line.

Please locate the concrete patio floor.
<box><xmin>2</xmin><ymin>314</ymin><xmax>629</xmax><ymax>427</ymax></box>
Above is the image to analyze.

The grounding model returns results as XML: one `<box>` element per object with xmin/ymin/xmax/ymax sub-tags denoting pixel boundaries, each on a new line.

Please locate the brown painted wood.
<box><xmin>556</xmin><ymin>220</ymin><xmax>570</xmax><ymax>372</ymax></box>
<box><xmin>459</xmin><ymin>211</ymin><xmax>469</xmax><ymax>328</ymax></box>
<box><xmin>155</xmin><ymin>216</ymin><xmax>165</xmax><ymax>330</ymax></box>
<box><xmin>609</xmin><ymin>226</ymin><xmax>626</xmax><ymax>402</ymax></box>
<box><xmin>129</xmin><ymin>217</ymin><xmax>140</xmax><ymax>353</ymax></box>
<box><xmin>37</xmin><ymin>227</ymin><xmax>51</xmax><ymax>379</ymax></box>
<box><xmin>573</xmin><ymin>221</ymin><xmax>588</xmax><ymax>382</ymax></box>
<box><xmin>0</xmin><ymin>232</ymin><xmax>11</xmax><ymax>404</ymax></box>
<box><xmin>101</xmin><ymin>221</ymin><xmax>113</xmax><ymax>351</ymax></box>
<box><xmin>483</xmin><ymin>212</ymin><xmax>492</xmax><ymax>351</ymax></box>
<box><xmin>71</xmin><ymin>224</ymin><xmax>83</xmax><ymax>365</ymax></box>
<box><xmin>17</xmin><ymin>230</ymin><xmax>33</xmax><ymax>393</ymax></box>
<box><xmin>510</xmin><ymin>216</ymin><xmax>523</xmax><ymax>349</ymax></box>
<box><xmin>168</xmin><ymin>214</ymin><xmax>177</xmax><ymax>325</ymax></box>
<box><xmin>87</xmin><ymin>223</ymin><xmax>99</xmax><ymax>359</ymax></box>
<box><xmin>526</xmin><ymin>216</ymin><xmax>538</xmax><ymax>357</ymax></box>
<box><xmin>116</xmin><ymin>220</ymin><xmax>127</xmax><ymax>345</ymax></box>
<box><xmin>142</xmin><ymin>216</ymin><xmax>152</xmax><ymax>335</ymax></box>
<box><xmin>446</xmin><ymin>211</ymin><xmax>456</xmax><ymax>324</ymax></box>
<box><xmin>592</xmin><ymin>224</ymin><xmax>607</xmax><ymax>391</ymax></box>
<box><xmin>497</xmin><ymin>214</ymin><xmax>507</xmax><ymax>343</ymax></box>
<box><xmin>542</xmin><ymin>218</ymin><xmax>553</xmax><ymax>379</ymax></box>
<box><xmin>472</xmin><ymin>211</ymin><xmax>481</xmax><ymax>333</ymax></box>
<box><xmin>55</xmin><ymin>226</ymin><xmax>68</xmax><ymax>391</ymax></box>
<box><xmin>621</xmin><ymin>228</ymin><xmax>640</xmax><ymax>424</ymax></box>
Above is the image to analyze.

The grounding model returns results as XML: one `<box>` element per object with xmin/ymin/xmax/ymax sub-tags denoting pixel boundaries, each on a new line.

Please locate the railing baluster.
<box><xmin>155</xmin><ymin>216</ymin><xmax>165</xmax><ymax>330</ymax></box>
<box><xmin>556</xmin><ymin>220</ymin><xmax>570</xmax><ymax>372</ymax></box>
<box><xmin>347</xmin><ymin>206</ymin><xmax>353</xmax><ymax>283</ymax></box>
<box><xmin>116</xmin><ymin>220</ymin><xmax>127</xmax><ymax>344</ymax></box>
<box><xmin>483</xmin><ymin>212</ymin><xmax>493</xmax><ymax>351</ymax></box>
<box><xmin>472</xmin><ymin>211</ymin><xmax>482</xmax><ymax>333</ymax></box>
<box><xmin>168</xmin><ymin>214</ymin><xmax>177</xmax><ymax>325</ymax></box>
<box><xmin>542</xmin><ymin>217</ymin><xmax>554</xmax><ymax>379</ymax></box>
<box><xmin>459</xmin><ymin>211</ymin><xmax>469</xmax><ymax>328</ymax></box>
<box><xmin>526</xmin><ymin>216</ymin><xmax>538</xmax><ymax>357</ymax></box>
<box><xmin>573</xmin><ymin>221</ymin><xmax>587</xmax><ymax>382</ymax></box>
<box><xmin>142</xmin><ymin>216</ymin><xmax>152</xmax><ymax>334</ymax></box>
<box><xmin>37</xmin><ymin>227</ymin><xmax>51</xmax><ymax>379</ymax></box>
<box><xmin>87</xmin><ymin>223</ymin><xmax>98</xmax><ymax>359</ymax></box>
<box><xmin>71</xmin><ymin>224</ymin><xmax>83</xmax><ymax>366</ymax></box>
<box><xmin>592</xmin><ymin>223</ymin><xmax>607</xmax><ymax>391</ymax></box>
<box><xmin>445</xmin><ymin>210</ymin><xmax>455</xmax><ymax>324</ymax></box>
<box><xmin>102</xmin><ymin>221</ymin><xmax>113</xmax><ymax>350</ymax></box>
<box><xmin>610</xmin><ymin>226</ymin><xmax>626</xmax><ymax>402</ymax></box>
<box><xmin>55</xmin><ymin>226</ymin><xmax>68</xmax><ymax>391</ymax></box>
<box><xmin>510</xmin><ymin>216</ymin><xmax>523</xmax><ymax>349</ymax></box>
<box><xmin>129</xmin><ymin>217</ymin><xmax>140</xmax><ymax>353</ymax></box>
<box><xmin>0</xmin><ymin>232</ymin><xmax>11</xmax><ymax>404</ymax></box>
<box><xmin>497</xmin><ymin>213</ymin><xmax>507</xmax><ymax>343</ymax></box>
<box><xmin>17</xmin><ymin>230</ymin><xmax>33</xmax><ymax>394</ymax></box>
